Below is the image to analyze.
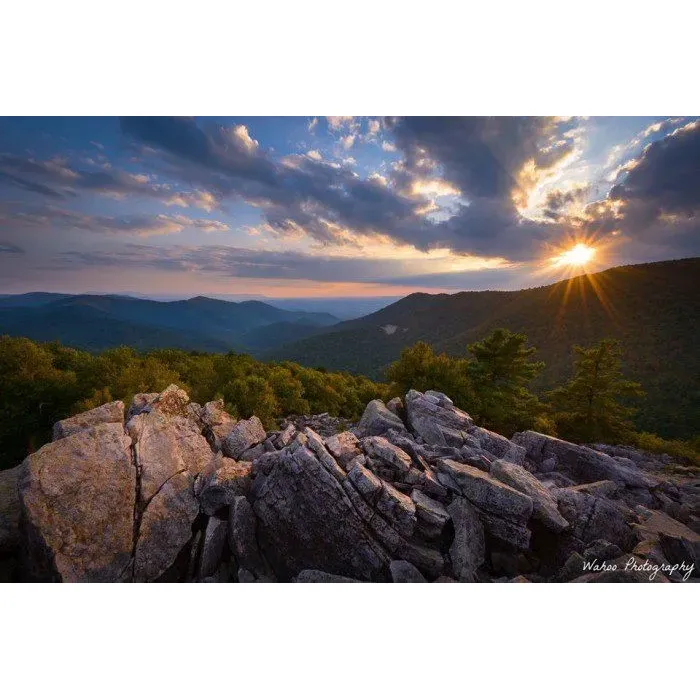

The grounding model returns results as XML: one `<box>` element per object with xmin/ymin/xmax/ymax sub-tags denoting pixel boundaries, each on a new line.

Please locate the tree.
<box><xmin>549</xmin><ymin>339</ymin><xmax>644</xmax><ymax>443</ymax></box>
<box><xmin>466</xmin><ymin>328</ymin><xmax>545</xmax><ymax>435</ymax></box>
<box><xmin>386</xmin><ymin>341</ymin><xmax>470</xmax><ymax>405</ymax></box>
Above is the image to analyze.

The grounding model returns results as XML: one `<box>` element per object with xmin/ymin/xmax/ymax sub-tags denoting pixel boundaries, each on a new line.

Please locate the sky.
<box><xmin>0</xmin><ymin>116</ymin><xmax>698</xmax><ymax>298</ymax></box>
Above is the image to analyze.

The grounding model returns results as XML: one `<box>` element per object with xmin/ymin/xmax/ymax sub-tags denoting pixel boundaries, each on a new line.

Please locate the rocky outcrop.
<box><xmin>7</xmin><ymin>386</ymin><xmax>698</xmax><ymax>583</ymax></box>
<box><xmin>19</xmin><ymin>423</ymin><xmax>135</xmax><ymax>582</ymax></box>
<box><xmin>52</xmin><ymin>400</ymin><xmax>125</xmax><ymax>440</ymax></box>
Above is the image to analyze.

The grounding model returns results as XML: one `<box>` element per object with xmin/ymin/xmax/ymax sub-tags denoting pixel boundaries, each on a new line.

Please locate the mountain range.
<box><xmin>2</xmin><ymin>257</ymin><xmax>699</xmax><ymax>438</ymax></box>
<box><xmin>0</xmin><ymin>294</ymin><xmax>338</xmax><ymax>353</ymax></box>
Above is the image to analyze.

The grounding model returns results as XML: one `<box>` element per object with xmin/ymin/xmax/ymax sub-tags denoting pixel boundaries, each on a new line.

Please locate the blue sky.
<box><xmin>0</xmin><ymin>116</ymin><xmax>698</xmax><ymax>297</ymax></box>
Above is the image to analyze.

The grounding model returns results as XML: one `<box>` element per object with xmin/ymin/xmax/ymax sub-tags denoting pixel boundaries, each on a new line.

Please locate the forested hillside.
<box><xmin>268</xmin><ymin>258</ymin><xmax>700</xmax><ymax>438</ymax></box>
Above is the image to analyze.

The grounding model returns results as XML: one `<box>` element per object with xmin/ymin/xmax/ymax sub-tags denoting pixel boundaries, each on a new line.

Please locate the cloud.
<box><xmin>578</xmin><ymin>120</ymin><xmax>700</xmax><ymax>257</ymax></box>
<box><xmin>0</xmin><ymin>152</ymin><xmax>220</xmax><ymax>211</ymax></box>
<box><xmin>0</xmin><ymin>203</ymin><xmax>229</xmax><ymax>237</ymax></box>
<box><xmin>326</xmin><ymin>116</ymin><xmax>356</xmax><ymax>131</ymax></box>
<box><xmin>0</xmin><ymin>241</ymin><xmax>25</xmax><ymax>255</ymax></box>
<box><xmin>54</xmin><ymin>242</ymin><xmax>508</xmax><ymax>288</ymax></box>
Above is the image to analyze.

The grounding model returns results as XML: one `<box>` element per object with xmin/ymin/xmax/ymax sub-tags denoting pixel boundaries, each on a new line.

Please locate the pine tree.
<box><xmin>549</xmin><ymin>339</ymin><xmax>644</xmax><ymax>443</ymax></box>
<box><xmin>466</xmin><ymin>328</ymin><xmax>544</xmax><ymax>435</ymax></box>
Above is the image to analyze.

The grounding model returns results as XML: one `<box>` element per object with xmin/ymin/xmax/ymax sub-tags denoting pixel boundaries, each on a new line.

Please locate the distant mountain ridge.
<box><xmin>266</xmin><ymin>258</ymin><xmax>700</xmax><ymax>439</ymax></box>
<box><xmin>0</xmin><ymin>293</ymin><xmax>340</xmax><ymax>353</ymax></box>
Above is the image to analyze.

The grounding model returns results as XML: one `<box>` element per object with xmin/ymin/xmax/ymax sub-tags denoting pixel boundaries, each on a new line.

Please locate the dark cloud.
<box><xmin>0</xmin><ymin>153</ymin><xmax>218</xmax><ymax>211</ymax></box>
<box><xmin>580</xmin><ymin>121</ymin><xmax>700</xmax><ymax>256</ymax></box>
<box><xmin>117</xmin><ymin>116</ymin><xmax>581</xmax><ymax>260</ymax></box>
<box><xmin>0</xmin><ymin>241</ymin><xmax>25</xmax><ymax>254</ymax></box>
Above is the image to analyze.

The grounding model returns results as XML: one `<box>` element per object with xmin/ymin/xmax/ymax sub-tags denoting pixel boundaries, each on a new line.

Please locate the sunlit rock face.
<box><xmin>2</xmin><ymin>387</ymin><xmax>697</xmax><ymax>583</ymax></box>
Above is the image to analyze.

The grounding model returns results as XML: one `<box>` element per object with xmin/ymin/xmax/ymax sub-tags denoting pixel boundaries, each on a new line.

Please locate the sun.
<box><xmin>551</xmin><ymin>243</ymin><xmax>596</xmax><ymax>268</ymax></box>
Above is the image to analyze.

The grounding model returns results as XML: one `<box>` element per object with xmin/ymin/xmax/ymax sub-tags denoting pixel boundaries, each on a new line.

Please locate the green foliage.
<box><xmin>0</xmin><ymin>336</ymin><xmax>388</xmax><ymax>471</ymax></box>
<box><xmin>549</xmin><ymin>339</ymin><xmax>644</xmax><ymax>444</ymax></box>
<box><xmin>386</xmin><ymin>342</ymin><xmax>472</xmax><ymax>406</ymax></box>
<box><xmin>466</xmin><ymin>328</ymin><xmax>545</xmax><ymax>435</ymax></box>
<box><xmin>633</xmin><ymin>432</ymin><xmax>700</xmax><ymax>468</ymax></box>
<box><xmin>386</xmin><ymin>331</ymin><xmax>546</xmax><ymax>436</ymax></box>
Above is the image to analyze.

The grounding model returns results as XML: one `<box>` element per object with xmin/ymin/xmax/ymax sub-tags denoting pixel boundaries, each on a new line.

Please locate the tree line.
<box><xmin>1</xmin><ymin>331</ymin><xmax>698</xmax><ymax>472</ymax></box>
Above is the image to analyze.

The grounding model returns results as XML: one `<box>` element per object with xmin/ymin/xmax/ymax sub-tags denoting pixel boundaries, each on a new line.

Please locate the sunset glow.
<box><xmin>551</xmin><ymin>243</ymin><xmax>596</xmax><ymax>268</ymax></box>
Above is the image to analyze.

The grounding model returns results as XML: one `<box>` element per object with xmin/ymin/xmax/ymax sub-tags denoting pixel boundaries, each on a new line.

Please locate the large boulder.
<box><xmin>490</xmin><ymin>460</ymin><xmax>569</xmax><ymax>532</ymax></box>
<box><xmin>447</xmin><ymin>497</ymin><xmax>485</xmax><ymax>581</ymax></box>
<box><xmin>52</xmin><ymin>400</ymin><xmax>124</xmax><ymax>441</ymax></box>
<box><xmin>324</xmin><ymin>431</ymin><xmax>362</xmax><ymax>469</ymax></box>
<box><xmin>222</xmin><ymin>416</ymin><xmax>266</xmax><ymax>460</ymax></box>
<box><xmin>356</xmin><ymin>399</ymin><xmax>409</xmax><ymax>438</ymax></box>
<box><xmin>555</xmin><ymin>488</ymin><xmax>635</xmax><ymax>550</ymax></box>
<box><xmin>252</xmin><ymin>443</ymin><xmax>390</xmax><ymax>581</ymax></box>
<box><xmin>133</xmin><ymin>470</ymin><xmax>199</xmax><ymax>582</ymax></box>
<box><xmin>127</xmin><ymin>407</ymin><xmax>214</xmax><ymax>503</ymax></box>
<box><xmin>469</xmin><ymin>426</ymin><xmax>526</xmax><ymax>465</ymax></box>
<box><xmin>18</xmin><ymin>423</ymin><xmax>135</xmax><ymax>582</ymax></box>
<box><xmin>195</xmin><ymin>456</ymin><xmax>252</xmax><ymax>516</ymax></box>
<box><xmin>405</xmin><ymin>390</ymin><xmax>473</xmax><ymax>446</ymax></box>
<box><xmin>512</xmin><ymin>431</ymin><xmax>655</xmax><ymax>488</ymax></box>
<box><xmin>437</xmin><ymin>459</ymin><xmax>533</xmax><ymax>549</ymax></box>
<box><xmin>199</xmin><ymin>399</ymin><xmax>237</xmax><ymax>453</ymax></box>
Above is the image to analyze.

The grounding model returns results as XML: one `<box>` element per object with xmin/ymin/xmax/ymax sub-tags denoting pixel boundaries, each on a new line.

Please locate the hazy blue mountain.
<box><xmin>0</xmin><ymin>294</ymin><xmax>339</xmax><ymax>353</ymax></box>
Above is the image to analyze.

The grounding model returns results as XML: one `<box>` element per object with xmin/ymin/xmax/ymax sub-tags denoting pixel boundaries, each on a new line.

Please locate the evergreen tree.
<box><xmin>549</xmin><ymin>339</ymin><xmax>644</xmax><ymax>443</ymax></box>
<box><xmin>466</xmin><ymin>328</ymin><xmax>545</xmax><ymax>435</ymax></box>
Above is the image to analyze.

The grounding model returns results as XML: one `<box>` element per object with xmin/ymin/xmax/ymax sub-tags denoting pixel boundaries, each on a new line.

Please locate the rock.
<box><xmin>436</xmin><ymin>459</ymin><xmax>534</xmax><ymax>522</ymax></box>
<box><xmin>222</xmin><ymin>416</ymin><xmax>266</xmax><ymax>460</ymax></box>
<box><xmin>376</xmin><ymin>482</ymin><xmax>417</xmax><ymax>538</ymax></box>
<box><xmin>405</xmin><ymin>390</ymin><xmax>473</xmax><ymax>446</ymax></box>
<box><xmin>196</xmin><ymin>456</ymin><xmax>252</xmax><ymax>516</ymax></box>
<box><xmin>127</xmin><ymin>408</ymin><xmax>214</xmax><ymax>502</ymax></box>
<box><xmin>198</xmin><ymin>516</ymin><xmax>228</xmax><ymax>579</ymax></box>
<box><xmin>469</xmin><ymin>426</ymin><xmax>526</xmax><ymax>465</ymax></box>
<box><xmin>447</xmin><ymin>497</ymin><xmax>485</xmax><ymax>581</ymax></box>
<box><xmin>294</xmin><ymin>569</ymin><xmax>361</xmax><ymax>583</ymax></box>
<box><xmin>239</xmin><ymin>443</ymin><xmax>266</xmax><ymax>461</ymax></box>
<box><xmin>477</xmin><ymin>510</ymin><xmax>532</xmax><ymax>550</ymax></box>
<box><xmin>390</xmin><ymin>559</ymin><xmax>427</xmax><ymax>583</ymax></box>
<box><xmin>228</xmin><ymin>496</ymin><xmax>272</xmax><ymax>581</ymax></box>
<box><xmin>411</xmin><ymin>489</ymin><xmax>450</xmax><ymax>529</ymax></box>
<box><xmin>347</xmin><ymin>463</ymin><xmax>383</xmax><ymax>503</ymax></box>
<box><xmin>275</xmin><ymin>423</ymin><xmax>297</xmax><ymax>448</ymax></box>
<box><xmin>252</xmin><ymin>445</ymin><xmax>390</xmax><ymax>581</ymax></box>
<box><xmin>556</xmin><ymin>552</ymin><xmax>587</xmax><ymax>581</ymax></box>
<box><xmin>126</xmin><ymin>392</ymin><xmax>159</xmax><ymax>420</ymax></box>
<box><xmin>52</xmin><ymin>400</ymin><xmax>124</xmax><ymax>440</ymax></box>
<box><xmin>133</xmin><ymin>470</ymin><xmax>199</xmax><ymax>582</ymax></box>
<box><xmin>324</xmin><ymin>431</ymin><xmax>362</xmax><ymax>469</ymax></box>
<box><xmin>583</xmin><ymin>540</ymin><xmax>623</xmax><ymax>562</ymax></box>
<box><xmin>512</xmin><ymin>431</ymin><xmax>655</xmax><ymax>488</ymax></box>
<box><xmin>490</xmin><ymin>460</ymin><xmax>569</xmax><ymax>532</ymax></box>
<box><xmin>361</xmin><ymin>436</ymin><xmax>413</xmax><ymax>478</ymax></box>
<box><xmin>200</xmin><ymin>399</ymin><xmax>237</xmax><ymax>452</ymax></box>
<box><xmin>356</xmin><ymin>399</ymin><xmax>409</xmax><ymax>438</ymax></box>
<box><xmin>567</xmin><ymin>480</ymin><xmax>621</xmax><ymax>498</ymax></box>
<box><xmin>386</xmin><ymin>397</ymin><xmax>404</xmax><ymax>417</ymax></box>
<box><xmin>150</xmin><ymin>384</ymin><xmax>191</xmax><ymax>416</ymax></box>
<box><xmin>556</xmin><ymin>489</ymin><xmax>635</xmax><ymax>550</ymax></box>
<box><xmin>19</xmin><ymin>424</ymin><xmax>135</xmax><ymax>582</ymax></box>
<box><xmin>303</xmin><ymin>428</ymin><xmax>346</xmax><ymax>481</ymax></box>
<box><xmin>633</xmin><ymin>509</ymin><xmax>700</xmax><ymax>545</ymax></box>
<box><xmin>0</xmin><ymin>465</ymin><xmax>23</xmax><ymax>555</ymax></box>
